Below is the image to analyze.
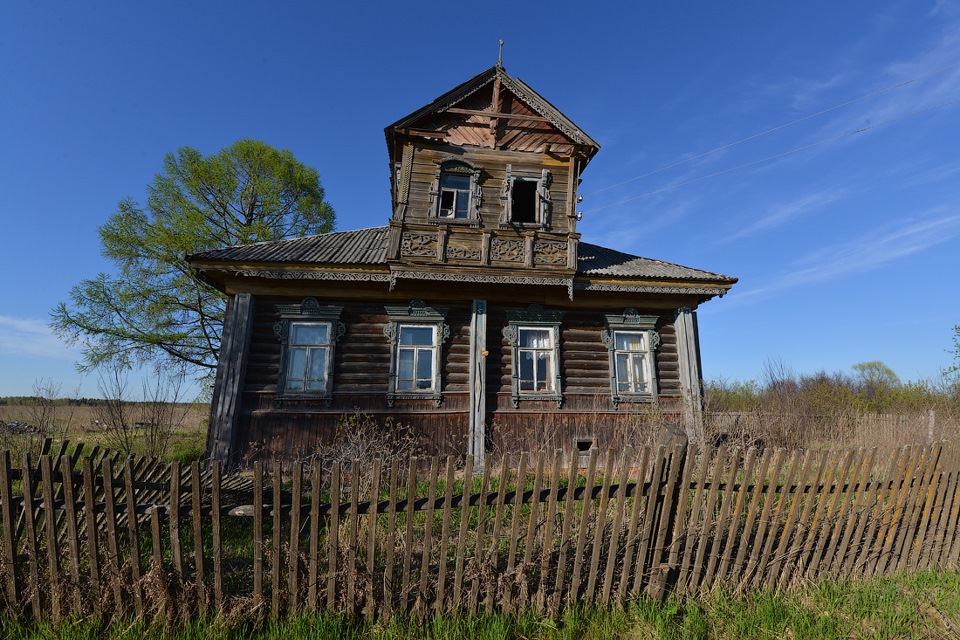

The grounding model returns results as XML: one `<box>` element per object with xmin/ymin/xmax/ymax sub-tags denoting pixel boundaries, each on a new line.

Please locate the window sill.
<box><xmin>512</xmin><ymin>392</ymin><xmax>563</xmax><ymax>409</ymax></box>
<box><xmin>429</xmin><ymin>218</ymin><xmax>481</xmax><ymax>228</ymax></box>
<box><xmin>386</xmin><ymin>391</ymin><xmax>443</xmax><ymax>408</ymax></box>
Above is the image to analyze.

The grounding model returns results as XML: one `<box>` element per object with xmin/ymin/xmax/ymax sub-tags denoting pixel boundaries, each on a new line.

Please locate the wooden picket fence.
<box><xmin>1</xmin><ymin>439</ymin><xmax>960</xmax><ymax>623</ymax></box>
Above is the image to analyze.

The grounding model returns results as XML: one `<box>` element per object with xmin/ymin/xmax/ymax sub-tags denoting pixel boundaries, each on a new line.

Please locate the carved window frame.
<box><xmin>428</xmin><ymin>159</ymin><xmax>482</xmax><ymax>226</ymax></box>
<box><xmin>384</xmin><ymin>300</ymin><xmax>450</xmax><ymax>407</ymax></box>
<box><xmin>274</xmin><ymin>298</ymin><xmax>345</xmax><ymax>404</ymax></box>
<box><xmin>601</xmin><ymin>309</ymin><xmax>660</xmax><ymax>408</ymax></box>
<box><xmin>503</xmin><ymin>304</ymin><xmax>564</xmax><ymax>408</ymax></box>
<box><xmin>500</xmin><ymin>165</ymin><xmax>552</xmax><ymax>229</ymax></box>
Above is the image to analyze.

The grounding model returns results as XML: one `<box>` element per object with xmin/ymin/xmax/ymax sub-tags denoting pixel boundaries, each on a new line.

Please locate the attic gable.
<box><xmin>386</xmin><ymin>66</ymin><xmax>599</xmax><ymax>161</ymax></box>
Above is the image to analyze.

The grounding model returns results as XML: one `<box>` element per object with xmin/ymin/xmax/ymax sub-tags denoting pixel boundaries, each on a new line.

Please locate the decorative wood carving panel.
<box><xmin>400</xmin><ymin>232</ymin><xmax>437</xmax><ymax>258</ymax></box>
<box><xmin>534</xmin><ymin>240</ymin><xmax>567</xmax><ymax>265</ymax></box>
<box><xmin>490</xmin><ymin>238</ymin><xmax>524</xmax><ymax>262</ymax></box>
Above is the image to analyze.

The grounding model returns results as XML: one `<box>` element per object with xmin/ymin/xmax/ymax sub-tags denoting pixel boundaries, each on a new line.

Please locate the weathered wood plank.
<box><xmin>569</xmin><ymin>448</ymin><xmax>598</xmax><ymax>604</ymax></box>
<box><xmin>123</xmin><ymin>458</ymin><xmax>144</xmax><ymax>617</ymax></box>
<box><xmin>81</xmin><ymin>457</ymin><xmax>101</xmax><ymax>615</ymax></box>
<box><xmin>0</xmin><ymin>451</ymin><xmax>18</xmax><ymax>609</ymax></box>
<box><xmin>211</xmin><ymin>460</ymin><xmax>223</xmax><ymax>612</ymax></box>
<box><xmin>59</xmin><ymin>454</ymin><xmax>82</xmax><ymax>615</ymax></box>
<box><xmin>191</xmin><ymin>460</ymin><xmax>206</xmax><ymax>615</ymax></box>
<box><xmin>39</xmin><ymin>456</ymin><xmax>61</xmax><ymax>621</ymax></box>
<box><xmin>288</xmin><ymin>462</ymin><xmax>303</xmax><ymax>615</ymax></box>
<box><xmin>253</xmin><ymin>461</ymin><xmax>265</xmax><ymax>607</ymax></box>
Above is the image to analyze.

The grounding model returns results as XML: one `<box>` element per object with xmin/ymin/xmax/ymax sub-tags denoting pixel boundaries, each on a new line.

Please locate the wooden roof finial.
<box><xmin>497</xmin><ymin>38</ymin><xmax>504</xmax><ymax>68</ymax></box>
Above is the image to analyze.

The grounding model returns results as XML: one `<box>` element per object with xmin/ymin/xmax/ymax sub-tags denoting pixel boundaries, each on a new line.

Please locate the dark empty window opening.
<box><xmin>511</xmin><ymin>179</ymin><xmax>538</xmax><ymax>223</ymax></box>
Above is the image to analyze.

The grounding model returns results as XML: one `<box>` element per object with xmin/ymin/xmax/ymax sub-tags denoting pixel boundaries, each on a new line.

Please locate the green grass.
<box><xmin>2</xmin><ymin>570</ymin><xmax>959</xmax><ymax>639</ymax></box>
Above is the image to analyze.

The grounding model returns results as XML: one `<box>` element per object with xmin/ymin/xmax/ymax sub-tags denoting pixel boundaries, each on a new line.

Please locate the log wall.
<box><xmin>232</xmin><ymin>296</ymin><xmax>683</xmax><ymax>463</ymax></box>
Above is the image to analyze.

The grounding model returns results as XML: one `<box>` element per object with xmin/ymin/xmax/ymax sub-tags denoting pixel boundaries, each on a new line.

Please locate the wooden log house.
<box><xmin>189</xmin><ymin>64</ymin><xmax>737</xmax><ymax>465</ymax></box>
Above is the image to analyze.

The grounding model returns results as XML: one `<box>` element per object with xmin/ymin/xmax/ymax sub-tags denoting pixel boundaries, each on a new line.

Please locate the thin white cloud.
<box><xmin>723</xmin><ymin>188</ymin><xmax>848</xmax><ymax>243</ymax></box>
<box><xmin>726</xmin><ymin>209</ymin><xmax>960</xmax><ymax>305</ymax></box>
<box><xmin>0</xmin><ymin>315</ymin><xmax>78</xmax><ymax>359</ymax></box>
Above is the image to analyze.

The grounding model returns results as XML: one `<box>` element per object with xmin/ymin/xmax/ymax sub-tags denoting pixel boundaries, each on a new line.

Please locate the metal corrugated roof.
<box><xmin>188</xmin><ymin>227</ymin><xmax>389</xmax><ymax>265</ymax></box>
<box><xmin>577</xmin><ymin>242</ymin><xmax>737</xmax><ymax>283</ymax></box>
<box><xmin>190</xmin><ymin>226</ymin><xmax>735</xmax><ymax>284</ymax></box>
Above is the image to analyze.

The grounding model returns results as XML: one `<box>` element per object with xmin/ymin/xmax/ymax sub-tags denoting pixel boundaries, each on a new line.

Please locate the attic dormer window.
<box><xmin>500</xmin><ymin>165</ymin><xmax>552</xmax><ymax>228</ymax></box>
<box><xmin>430</xmin><ymin>160</ymin><xmax>481</xmax><ymax>224</ymax></box>
<box><xmin>438</xmin><ymin>173</ymin><xmax>470</xmax><ymax>218</ymax></box>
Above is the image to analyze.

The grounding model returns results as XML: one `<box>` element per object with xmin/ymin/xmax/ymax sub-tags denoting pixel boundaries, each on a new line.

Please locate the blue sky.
<box><xmin>1</xmin><ymin>1</ymin><xmax>959</xmax><ymax>398</ymax></box>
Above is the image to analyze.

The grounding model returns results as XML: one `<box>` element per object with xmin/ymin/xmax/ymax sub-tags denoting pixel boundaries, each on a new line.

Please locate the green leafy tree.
<box><xmin>52</xmin><ymin>139</ymin><xmax>335</xmax><ymax>373</ymax></box>
<box><xmin>948</xmin><ymin>325</ymin><xmax>960</xmax><ymax>379</ymax></box>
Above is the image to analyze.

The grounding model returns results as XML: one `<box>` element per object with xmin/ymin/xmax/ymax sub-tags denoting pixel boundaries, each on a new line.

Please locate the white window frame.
<box><xmin>429</xmin><ymin>160</ymin><xmax>482</xmax><ymax>225</ymax></box>
<box><xmin>601</xmin><ymin>309</ymin><xmax>660</xmax><ymax>408</ymax></box>
<box><xmin>395</xmin><ymin>324</ymin><xmax>440</xmax><ymax>392</ymax></box>
<box><xmin>274</xmin><ymin>298</ymin><xmax>344</xmax><ymax>404</ymax></box>
<box><xmin>384</xmin><ymin>300</ymin><xmax>449</xmax><ymax>407</ymax></box>
<box><xmin>283</xmin><ymin>321</ymin><xmax>334</xmax><ymax>394</ymax></box>
<box><xmin>504</xmin><ymin>304</ymin><xmax>564</xmax><ymax>408</ymax></box>
<box><xmin>437</xmin><ymin>173</ymin><xmax>471</xmax><ymax>219</ymax></box>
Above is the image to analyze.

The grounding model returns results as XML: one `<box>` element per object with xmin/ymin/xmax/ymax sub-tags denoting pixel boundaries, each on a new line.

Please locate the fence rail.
<box><xmin>1</xmin><ymin>439</ymin><xmax>959</xmax><ymax>623</ymax></box>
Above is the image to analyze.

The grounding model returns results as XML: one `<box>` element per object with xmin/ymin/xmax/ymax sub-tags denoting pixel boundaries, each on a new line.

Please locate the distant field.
<box><xmin>0</xmin><ymin>402</ymin><xmax>209</xmax><ymax>462</ymax></box>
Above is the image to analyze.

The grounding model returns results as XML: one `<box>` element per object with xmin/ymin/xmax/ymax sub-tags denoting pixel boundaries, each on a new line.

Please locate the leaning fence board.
<box><xmin>552</xmin><ymin>448</ymin><xmax>581</xmax><ymax>613</ymax></box>
<box><xmin>435</xmin><ymin>457</ymin><xmax>455</xmax><ymax>614</ymax></box>
<box><xmin>601</xmin><ymin>447</ymin><xmax>634</xmax><ymax>605</ymax></box>
<box><xmin>569</xmin><ymin>448</ymin><xmax>597</xmax><ymax>604</ymax></box>
<box><xmin>450</xmin><ymin>455</ymin><xmax>473</xmax><ymax>612</ymax></box>
<box><xmin>622</xmin><ymin>446</ymin><xmax>653</xmax><ymax>598</ymax></box>
<box><xmin>585</xmin><ymin>450</ymin><xmax>614</xmax><ymax>602</ymax></box>
<box><xmin>537</xmin><ymin>451</ymin><xmax>563</xmax><ymax>611</ymax></box>
<box><xmin>468</xmin><ymin>455</ymin><xmax>492</xmax><ymax>615</ymax></box>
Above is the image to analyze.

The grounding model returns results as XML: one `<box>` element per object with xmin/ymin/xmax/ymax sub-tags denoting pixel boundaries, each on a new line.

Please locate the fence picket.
<box><xmin>306</xmin><ymin>462</ymin><xmax>319</xmax><ymax>613</ymax></box>
<box><xmin>366</xmin><ymin>458</ymin><xmax>382</xmax><ymax>619</ymax></box>
<box><xmin>211</xmin><ymin>460</ymin><xmax>223</xmax><ymax>612</ymax></box>
<box><xmin>569</xmin><ymin>447</ymin><xmax>598</xmax><ymax>605</ymax></box>
<box><xmin>622</xmin><ymin>447</ymin><xmax>652</xmax><ymax>597</ymax></box>
<box><xmin>191</xmin><ymin>460</ymin><xmax>206</xmax><ymax>616</ymax></box>
<box><xmin>169</xmin><ymin>461</ymin><xmax>183</xmax><ymax>591</ymax></box>
<box><xmin>400</xmin><ymin>459</ymin><xmax>417</xmax><ymax>614</ymax></box>
<box><xmin>347</xmin><ymin>460</ymin><xmax>360</xmax><ymax>613</ymax></box>
<box><xmin>288</xmin><ymin>462</ymin><xmax>302</xmax><ymax>615</ymax></box>
<box><xmin>450</xmin><ymin>455</ymin><xmax>473</xmax><ymax>613</ymax></box>
<box><xmin>0</xmin><ymin>451</ymin><xmax>18</xmax><ymax>608</ymax></box>
<box><xmin>586</xmin><ymin>450</ymin><xmax>614</xmax><ymax>602</ymax></box>
<box><xmin>326</xmin><ymin>461</ymin><xmax>340</xmax><ymax>612</ymax></box>
<box><xmin>253</xmin><ymin>462</ymin><xmax>264</xmax><ymax>608</ymax></box>
<box><xmin>552</xmin><ymin>448</ymin><xmax>581</xmax><ymax>613</ymax></box>
<box><xmin>39</xmin><ymin>456</ymin><xmax>61</xmax><ymax>622</ymax></box>
<box><xmin>59</xmin><ymin>454</ymin><xmax>82</xmax><ymax>615</ymax></box>
<box><xmin>418</xmin><ymin>457</ymin><xmax>439</xmax><ymax>609</ymax></box>
<box><xmin>100</xmin><ymin>457</ymin><xmax>123</xmax><ymax>614</ymax></box>
<box><xmin>468</xmin><ymin>455</ymin><xmax>492</xmax><ymax>615</ymax></box>
<box><xmin>487</xmin><ymin>453</ymin><xmax>511</xmax><ymax>614</ymax></box>
<box><xmin>601</xmin><ymin>447</ymin><xmax>634</xmax><ymax>605</ymax></box>
<box><xmin>80</xmin><ymin>457</ymin><xmax>100</xmax><ymax>615</ymax></box>
<box><xmin>435</xmin><ymin>457</ymin><xmax>455</xmax><ymax>614</ymax></box>
<box><xmin>383</xmin><ymin>460</ymin><xmax>400</xmax><ymax>617</ymax></box>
